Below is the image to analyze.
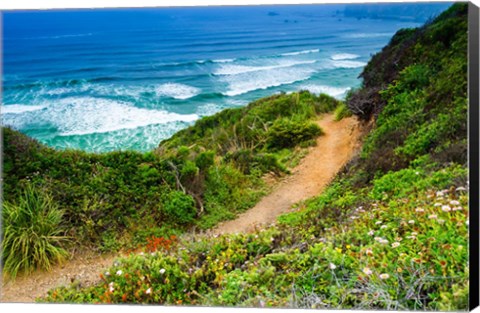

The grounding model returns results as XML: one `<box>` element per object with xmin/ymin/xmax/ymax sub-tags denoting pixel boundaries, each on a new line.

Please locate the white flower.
<box><xmin>441</xmin><ymin>205</ymin><xmax>451</xmax><ymax>212</ymax></box>
<box><xmin>146</xmin><ymin>288</ymin><xmax>152</xmax><ymax>295</ymax></box>
<box><xmin>116</xmin><ymin>270</ymin><xmax>123</xmax><ymax>276</ymax></box>
<box><xmin>329</xmin><ymin>263</ymin><xmax>337</xmax><ymax>270</ymax></box>
<box><xmin>449</xmin><ymin>200</ymin><xmax>460</xmax><ymax>206</ymax></box>
<box><xmin>108</xmin><ymin>282</ymin><xmax>114</xmax><ymax>292</ymax></box>
<box><xmin>159</xmin><ymin>268</ymin><xmax>166</xmax><ymax>275</ymax></box>
<box><xmin>363</xmin><ymin>267</ymin><xmax>373</xmax><ymax>275</ymax></box>
<box><xmin>434</xmin><ymin>203</ymin><xmax>442</xmax><ymax>207</ymax></box>
<box><xmin>105</xmin><ymin>271</ymin><xmax>110</xmax><ymax>276</ymax></box>
<box><xmin>379</xmin><ymin>239</ymin><xmax>389</xmax><ymax>245</ymax></box>
<box><xmin>368</xmin><ymin>230</ymin><xmax>375</xmax><ymax>236</ymax></box>
<box><xmin>436</xmin><ymin>191</ymin><xmax>444</xmax><ymax>197</ymax></box>
<box><xmin>453</xmin><ymin>206</ymin><xmax>463</xmax><ymax>211</ymax></box>
<box><xmin>380</xmin><ymin>225</ymin><xmax>388</xmax><ymax>229</ymax></box>
<box><xmin>437</xmin><ymin>219</ymin><xmax>446</xmax><ymax>224</ymax></box>
<box><xmin>415</xmin><ymin>171</ymin><xmax>420</xmax><ymax>175</ymax></box>
<box><xmin>466</xmin><ymin>220</ymin><xmax>469</xmax><ymax>226</ymax></box>
<box><xmin>379</xmin><ymin>273</ymin><xmax>390</xmax><ymax>280</ymax></box>
<box><xmin>391</xmin><ymin>242</ymin><xmax>400</xmax><ymax>248</ymax></box>
<box><xmin>365</xmin><ymin>249</ymin><xmax>373</xmax><ymax>256</ymax></box>
<box><xmin>428</xmin><ymin>214</ymin><xmax>437</xmax><ymax>219</ymax></box>
<box><xmin>415</xmin><ymin>208</ymin><xmax>425</xmax><ymax>213</ymax></box>
<box><xmin>374</xmin><ymin>237</ymin><xmax>382</xmax><ymax>242</ymax></box>
<box><xmin>406</xmin><ymin>235</ymin><xmax>416</xmax><ymax>239</ymax></box>
<box><xmin>375</xmin><ymin>221</ymin><xmax>383</xmax><ymax>225</ymax></box>
<box><xmin>408</xmin><ymin>220</ymin><xmax>415</xmax><ymax>224</ymax></box>
<box><xmin>456</xmin><ymin>186</ymin><xmax>467</xmax><ymax>192</ymax></box>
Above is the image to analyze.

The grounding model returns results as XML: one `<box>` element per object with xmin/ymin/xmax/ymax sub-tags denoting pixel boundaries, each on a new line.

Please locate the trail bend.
<box><xmin>210</xmin><ymin>113</ymin><xmax>362</xmax><ymax>235</ymax></box>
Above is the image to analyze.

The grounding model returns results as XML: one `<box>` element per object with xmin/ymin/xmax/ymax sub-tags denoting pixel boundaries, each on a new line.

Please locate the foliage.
<box><xmin>334</xmin><ymin>103</ymin><xmax>353</xmax><ymax>121</ymax></box>
<box><xmin>41</xmin><ymin>177</ymin><xmax>469</xmax><ymax>310</ymax></box>
<box><xmin>348</xmin><ymin>3</ymin><xmax>467</xmax><ymax>121</ymax></box>
<box><xmin>1</xmin><ymin>184</ymin><xmax>69</xmax><ymax>278</ymax></box>
<box><xmin>162</xmin><ymin>191</ymin><xmax>196</xmax><ymax>225</ymax></box>
<box><xmin>348</xmin><ymin>2</ymin><xmax>467</xmax><ymax>183</ymax></box>
<box><xmin>266</xmin><ymin>118</ymin><xmax>323</xmax><ymax>149</ymax></box>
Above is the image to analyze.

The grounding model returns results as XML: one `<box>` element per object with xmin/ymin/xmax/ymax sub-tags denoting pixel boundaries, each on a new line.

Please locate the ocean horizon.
<box><xmin>2</xmin><ymin>4</ymin><xmax>450</xmax><ymax>152</ymax></box>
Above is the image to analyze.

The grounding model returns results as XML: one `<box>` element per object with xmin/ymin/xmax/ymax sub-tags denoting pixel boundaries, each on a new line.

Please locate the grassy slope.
<box><xmin>40</xmin><ymin>3</ymin><xmax>469</xmax><ymax>310</ymax></box>
<box><xmin>2</xmin><ymin>89</ymin><xmax>339</xmax><ymax>276</ymax></box>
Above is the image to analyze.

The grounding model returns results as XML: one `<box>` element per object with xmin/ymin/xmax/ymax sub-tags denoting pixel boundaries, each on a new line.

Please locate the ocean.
<box><xmin>1</xmin><ymin>5</ymin><xmax>446</xmax><ymax>152</ymax></box>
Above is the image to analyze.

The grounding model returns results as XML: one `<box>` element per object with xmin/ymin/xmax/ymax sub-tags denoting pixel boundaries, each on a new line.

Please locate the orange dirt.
<box><xmin>1</xmin><ymin>251</ymin><xmax>118</xmax><ymax>303</ymax></box>
<box><xmin>0</xmin><ymin>113</ymin><xmax>362</xmax><ymax>303</ymax></box>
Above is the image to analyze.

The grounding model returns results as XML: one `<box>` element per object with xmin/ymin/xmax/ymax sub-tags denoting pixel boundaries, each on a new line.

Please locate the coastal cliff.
<box><xmin>2</xmin><ymin>3</ymin><xmax>469</xmax><ymax>310</ymax></box>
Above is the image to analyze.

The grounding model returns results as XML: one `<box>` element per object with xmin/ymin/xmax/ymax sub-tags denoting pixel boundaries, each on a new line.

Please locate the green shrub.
<box><xmin>267</xmin><ymin>118</ymin><xmax>323</xmax><ymax>149</ymax></box>
<box><xmin>100</xmin><ymin>231</ymin><xmax>121</xmax><ymax>253</ymax></box>
<box><xmin>1</xmin><ymin>184</ymin><xmax>69</xmax><ymax>279</ymax></box>
<box><xmin>162</xmin><ymin>191</ymin><xmax>196</xmax><ymax>225</ymax></box>
<box><xmin>195</xmin><ymin>151</ymin><xmax>215</xmax><ymax>171</ymax></box>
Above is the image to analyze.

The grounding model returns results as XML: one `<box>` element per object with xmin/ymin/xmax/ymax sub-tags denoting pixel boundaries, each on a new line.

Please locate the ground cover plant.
<box><xmin>38</xmin><ymin>3</ymin><xmax>469</xmax><ymax>310</ymax></box>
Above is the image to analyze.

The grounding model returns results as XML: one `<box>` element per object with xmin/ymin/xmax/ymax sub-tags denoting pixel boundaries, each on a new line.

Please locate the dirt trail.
<box><xmin>1</xmin><ymin>113</ymin><xmax>361</xmax><ymax>303</ymax></box>
<box><xmin>210</xmin><ymin>113</ymin><xmax>361</xmax><ymax>235</ymax></box>
<box><xmin>1</xmin><ymin>251</ymin><xmax>118</xmax><ymax>303</ymax></box>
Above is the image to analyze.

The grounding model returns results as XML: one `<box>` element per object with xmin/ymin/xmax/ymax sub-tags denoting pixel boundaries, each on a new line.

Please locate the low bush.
<box><xmin>267</xmin><ymin>118</ymin><xmax>323</xmax><ymax>149</ymax></box>
<box><xmin>162</xmin><ymin>191</ymin><xmax>197</xmax><ymax>225</ymax></box>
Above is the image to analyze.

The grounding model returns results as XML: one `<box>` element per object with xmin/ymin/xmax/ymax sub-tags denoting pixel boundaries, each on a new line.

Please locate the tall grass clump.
<box><xmin>334</xmin><ymin>103</ymin><xmax>353</xmax><ymax>121</ymax></box>
<box><xmin>2</xmin><ymin>184</ymin><xmax>69</xmax><ymax>279</ymax></box>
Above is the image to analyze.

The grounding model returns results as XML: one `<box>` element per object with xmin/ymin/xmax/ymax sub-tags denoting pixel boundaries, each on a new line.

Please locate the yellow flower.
<box><xmin>335</xmin><ymin>248</ymin><xmax>342</xmax><ymax>253</ymax></box>
<box><xmin>346</xmin><ymin>245</ymin><xmax>351</xmax><ymax>249</ymax></box>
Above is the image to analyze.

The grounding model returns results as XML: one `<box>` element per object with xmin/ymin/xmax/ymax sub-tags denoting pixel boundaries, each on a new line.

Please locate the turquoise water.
<box><xmin>2</xmin><ymin>5</ymin><xmax>442</xmax><ymax>152</ymax></box>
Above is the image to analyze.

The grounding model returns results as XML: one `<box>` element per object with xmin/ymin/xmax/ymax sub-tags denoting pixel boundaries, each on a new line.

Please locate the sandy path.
<box><xmin>1</xmin><ymin>113</ymin><xmax>361</xmax><ymax>303</ymax></box>
<box><xmin>210</xmin><ymin>113</ymin><xmax>361</xmax><ymax>235</ymax></box>
<box><xmin>1</xmin><ymin>251</ymin><xmax>117</xmax><ymax>303</ymax></box>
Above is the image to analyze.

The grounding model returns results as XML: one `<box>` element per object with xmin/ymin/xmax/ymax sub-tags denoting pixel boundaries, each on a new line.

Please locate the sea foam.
<box><xmin>331</xmin><ymin>60</ymin><xmax>367</xmax><ymax>69</ymax></box>
<box><xmin>214</xmin><ymin>60</ymin><xmax>316</xmax><ymax>76</ymax></box>
<box><xmin>1</xmin><ymin>104</ymin><xmax>46</xmax><ymax>114</ymax></box>
<box><xmin>221</xmin><ymin>67</ymin><xmax>314</xmax><ymax>96</ymax></box>
<box><xmin>299</xmin><ymin>85</ymin><xmax>350</xmax><ymax>99</ymax></box>
<box><xmin>2</xmin><ymin>97</ymin><xmax>199</xmax><ymax>136</ymax></box>
<box><xmin>154</xmin><ymin>83</ymin><xmax>201</xmax><ymax>100</ymax></box>
<box><xmin>330</xmin><ymin>53</ymin><xmax>360</xmax><ymax>60</ymax></box>
<box><xmin>280</xmin><ymin>49</ymin><xmax>320</xmax><ymax>56</ymax></box>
